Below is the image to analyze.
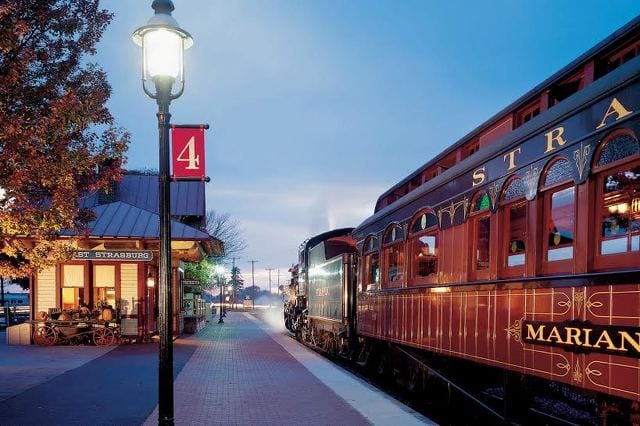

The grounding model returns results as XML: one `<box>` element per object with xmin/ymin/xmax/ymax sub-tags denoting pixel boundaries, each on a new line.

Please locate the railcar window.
<box><xmin>382</xmin><ymin>225</ymin><xmax>405</xmax><ymax>288</ymax></box>
<box><xmin>546</xmin><ymin>187</ymin><xmax>575</xmax><ymax>261</ymax></box>
<box><xmin>507</xmin><ymin>203</ymin><xmax>527</xmax><ymax>266</ymax></box>
<box><xmin>500</xmin><ymin>178</ymin><xmax>527</xmax><ymax>275</ymax></box>
<box><xmin>599</xmin><ymin>165</ymin><xmax>640</xmax><ymax>255</ymax></box>
<box><xmin>363</xmin><ymin>236</ymin><xmax>380</xmax><ymax>291</ymax></box>
<box><xmin>470</xmin><ymin>192</ymin><xmax>491</xmax><ymax>279</ymax></box>
<box><xmin>540</xmin><ymin>159</ymin><xmax>576</xmax><ymax>271</ymax></box>
<box><xmin>593</xmin><ymin>131</ymin><xmax>640</xmax><ymax>269</ymax></box>
<box><xmin>409</xmin><ymin>212</ymin><xmax>439</xmax><ymax>285</ymax></box>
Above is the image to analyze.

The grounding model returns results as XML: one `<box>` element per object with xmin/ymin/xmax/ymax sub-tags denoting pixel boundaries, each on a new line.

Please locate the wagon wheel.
<box><xmin>93</xmin><ymin>327</ymin><xmax>116</xmax><ymax>346</ymax></box>
<box><xmin>33</xmin><ymin>325</ymin><xmax>58</xmax><ymax>346</ymax></box>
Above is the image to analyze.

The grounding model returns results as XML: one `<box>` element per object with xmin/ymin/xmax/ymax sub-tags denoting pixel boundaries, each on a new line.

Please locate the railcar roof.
<box><xmin>374</xmin><ymin>15</ymin><xmax>640</xmax><ymax>212</ymax></box>
<box><xmin>354</xmin><ymin>52</ymin><xmax>640</xmax><ymax>240</ymax></box>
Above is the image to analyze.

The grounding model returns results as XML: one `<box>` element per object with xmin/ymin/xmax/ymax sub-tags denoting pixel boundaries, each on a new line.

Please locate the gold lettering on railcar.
<box><xmin>503</xmin><ymin>147</ymin><xmax>521</xmax><ymax>171</ymax></box>
<box><xmin>522</xmin><ymin>320</ymin><xmax>640</xmax><ymax>359</ymax></box>
<box><xmin>472</xmin><ymin>167</ymin><xmax>486</xmax><ymax>187</ymax></box>
<box><xmin>595</xmin><ymin>97</ymin><xmax>632</xmax><ymax>129</ymax></box>
<box><xmin>544</xmin><ymin>126</ymin><xmax>566</xmax><ymax>153</ymax></box>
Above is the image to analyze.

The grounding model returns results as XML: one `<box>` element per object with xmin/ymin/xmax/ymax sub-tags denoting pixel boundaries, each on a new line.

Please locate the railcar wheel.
<box><xmin>33</xmin><ymin>325</ymin><xmax>58</xmax><ymax>346</ymax></box>
<box><xmin>93</xmin><ymin>327</ymin><xmax>116</xmax><ymax>346</ymax></box>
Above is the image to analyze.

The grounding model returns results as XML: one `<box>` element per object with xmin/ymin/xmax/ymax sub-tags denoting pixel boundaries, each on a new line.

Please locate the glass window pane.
<box><xmin>414</xmin><ymin>234</ymin><xmax>437</xmax><ymax>278</ymax></box>
<box><xmin>544</xmin><ymin>159</ymin><xmax>572</xmax><ymax>187</ymax></box>
<box><xmin>603</xmin><ymin>166</ymin><xmax>640</xmax><ymax>194</ymax></box>
<box><xmin>476</xmin><ymin>216</ymin><xmax>491</xmax><ymax>270</ymax></box>
<box><xmin>601</xmin><ymin>237</ymin><xmax>628</xmax><ymax>255</ymax></box>
<box><xmin>366</xmin><ymin>252</ymin><xmax>380</xmax><ymax>290</ymax></box>
<box><xmin>95</xmin><ymin>265</ymin><xmax>115</xmax><ymax>287</ymax></box>
<box><xmin>597</xmin><ymin>134</ymin><xmax>639</xmax><ymax>167</ymax></box>
<box><xmin>548</xmin><ymin>246</ymin><xmax>573</xmax><ymax>261</ymax></box>
<box><xmin>508</xmin><ymin>204</ymin><xmax>527</xmax><ymax>253</ymax></box>
<box><xmin>63</xmin><ymin>265</ymin><xmax>84</xmax><ymax>287</ymax></box>
<box><xmin>548</xmin><ymin>187</ymin><xmax>575</xmax><ymax>255</ymax></box>
<box><xmin>503</xmin><ymin>179</ymin><xmax>526</xmax><ymax>201</ymax></box>
<box><xmin>472</xmin><ymin>193</ymin><xmax>490</xmax><ymax>212</ymax></box>
<box><xmin>386</xmin><ymin>245</ymin><xmax>404</xmax><ymax>284</ymax></box>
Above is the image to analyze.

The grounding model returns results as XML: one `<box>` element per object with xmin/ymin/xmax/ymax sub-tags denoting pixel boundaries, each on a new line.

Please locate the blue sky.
<box><xmin>94</xmin><ymin>1</ymin><xmax>640</xmax><ymax>288</ymax></box>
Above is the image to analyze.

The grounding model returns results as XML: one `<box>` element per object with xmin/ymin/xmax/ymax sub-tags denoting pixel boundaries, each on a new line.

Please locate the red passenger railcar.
<box><xmin>352</xmin><ymin>16</ymin><xmax>640</xmax><ymax>421</ymax></box>
<box><xmin>288</xmin><ymin>16</ymin><xmax>640</xmax><ymax>423</ymax></box>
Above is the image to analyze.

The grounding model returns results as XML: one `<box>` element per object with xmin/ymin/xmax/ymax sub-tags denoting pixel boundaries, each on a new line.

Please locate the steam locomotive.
<box><xmin>285</xmin><ymin>16</ymin><xmax>640</xmax><ymax>424</ymax></box>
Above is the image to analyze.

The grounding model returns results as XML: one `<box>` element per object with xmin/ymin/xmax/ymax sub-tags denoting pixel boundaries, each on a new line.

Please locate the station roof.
<box><xmin>62</xmin><ymin>201</ymin><xmax>211</xmax><ymax>240</ymax></box>
<box><xmin>80</xmin><ymin>174</ymin><xmax>205</xmax><ymax>217</ymax></box>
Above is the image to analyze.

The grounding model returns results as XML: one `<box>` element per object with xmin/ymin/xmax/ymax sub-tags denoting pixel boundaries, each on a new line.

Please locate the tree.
<box><xmin>205</xmin><ymin>210</ymin><xmax>246</xmax><ymax>258</ymax></box>
<box><xmin>0</xmin><ymin>1</ymin><xmax>129</xmax><ymax>277</ymax></box>
<box><xmin>228</xmin><ymin>265</ymin><xmax>244</xmax><ymax>306</ymax></box>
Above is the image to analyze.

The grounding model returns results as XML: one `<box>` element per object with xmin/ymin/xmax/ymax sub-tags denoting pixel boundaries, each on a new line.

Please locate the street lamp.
<box><xmin>132</xmin><ymin>1</ymin><xmax>192</xmax><ymax>424</ymax></box>
<box><xmin>215</xmin><ymin>266</ymin><xmax>225</xmax><ymax>324</ymax></box>
<box><xmin>146</xmin><ymin>272</ymin><xmax>156</xmax><ymax>342</ymax></box>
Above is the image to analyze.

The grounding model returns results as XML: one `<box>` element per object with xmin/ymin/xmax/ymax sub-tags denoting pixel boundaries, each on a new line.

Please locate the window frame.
<box><xmin>361</xmin><ymin>235</ymin><xmax>380</xmax><ymax>291</ymax></box>
<box><xmin>540</xmin><ymin>157</ymin><xmax>576</xmax><ymax>275</ymax></box>
<box><xmin>499</xmin><ymin>177</ymin><xmax>528</xmax><ymax>278</ymax></box>
<box><xmin>468</xmin><ymin>191</ymin><xmax>492</xmax><ymax>281</ymax></box>
<box><xmin>408</xmin><ymin>210</ymin><xmax>439</xmax><ymax>286</ymax></box>
<box><xmin>592</xmin><ymin>129</ymin><xmax>640</xmax><ymax>270</ymax></box>
<box><xmin>381</xmin><ymin>224</ymin><xmax>406</xmax><ymax>289</ymax></box>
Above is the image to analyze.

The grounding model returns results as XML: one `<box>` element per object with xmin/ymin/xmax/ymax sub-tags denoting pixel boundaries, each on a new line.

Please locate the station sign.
<box><xmin>72</xmin><ymin>250</ymin><xmax>153</xmax><ymax>261</ymax></box>
<box><xmin>171</xmin><ymin>125</ymin><xmax>207</xmax><ymax>179</ymax></box>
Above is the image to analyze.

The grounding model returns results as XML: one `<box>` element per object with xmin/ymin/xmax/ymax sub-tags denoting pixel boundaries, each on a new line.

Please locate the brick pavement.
<box><xmin>145</xmin><ymin>311</ymin><xmax>432</xmax><ymax>426</ymax></box>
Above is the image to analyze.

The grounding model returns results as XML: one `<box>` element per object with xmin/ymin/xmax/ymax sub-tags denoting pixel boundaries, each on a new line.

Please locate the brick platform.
<box><xmin>145</xmin><ymin>311</ymin><xmax>432</xmax><ymax>425</ymax></box>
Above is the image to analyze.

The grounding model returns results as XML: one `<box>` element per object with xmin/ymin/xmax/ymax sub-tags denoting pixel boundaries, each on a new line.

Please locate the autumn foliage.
<box><xmin>0</xmin><ymin>1</ymin><xmax>129</xmax><ymax>277</ymax></box>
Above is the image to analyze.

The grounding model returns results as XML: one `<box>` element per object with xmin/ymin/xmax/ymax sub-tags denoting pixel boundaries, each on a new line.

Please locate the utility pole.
<box><xmin>230</xmin><ymin>257</ymin><xmax>239</xmax><ymax>309</ymax></box>
<box><xmin>248</xmin><ymin>260</ymin><xmax>258</xmax><ymax>309</ymax></box>
<box><xmin>276</xmin><ymin>269</ymin><xmax>280</xmax><ymax>297</ymax></box>
<box><xmin>265</xmin><ymin>268</ymin><xmax>273</xmax><ymax>308</ymax></box>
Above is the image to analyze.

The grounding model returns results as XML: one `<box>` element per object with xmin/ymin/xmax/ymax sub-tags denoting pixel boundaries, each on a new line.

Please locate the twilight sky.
<box><xmin>95</xmin><ymin>1</ymin><xmax>640</xmax><ymax>289</ymax></box>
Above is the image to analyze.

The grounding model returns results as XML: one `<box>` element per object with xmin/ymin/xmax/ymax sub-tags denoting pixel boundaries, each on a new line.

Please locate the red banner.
<box><xmin>171</xmin><ymin>126</ymin><xmax>206</xmax><ymax>179</ymax></box>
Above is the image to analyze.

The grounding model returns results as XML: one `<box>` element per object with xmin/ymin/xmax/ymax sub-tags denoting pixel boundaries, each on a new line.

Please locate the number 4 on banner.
<box><xmin>176</xmin><ymin>136</ymin><xmax>200</xmax><ymax>170</ymax></box>
<box><xmin>171</xmin><ymin>124</ymin><xmax>208</xmax><ymax>179</ymax></box>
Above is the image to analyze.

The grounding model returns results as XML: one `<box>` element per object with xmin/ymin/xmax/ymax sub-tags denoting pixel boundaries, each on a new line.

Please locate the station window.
<box><xmin>382</xmin><ymin>224</ymin><xmax>405</xmax><ymax>288</ymax></box>
<box><xmin>541</xmin><ymin>158</ymin><xmax>576</xmax><ymax>274</ymax></box>
<box><xmin>500</xmin><ymin>177</ymin><xmax>527</xmax><ymax>277</ymax></box>
<box><xmin>409</xmin><ymin>211</ymin><xmax>439</xmax><ymax>285</ymax></box>
<box><xmin>362</xmin><ymin>236</ymin><xmax>380</xmax><ymax>291</ymax></box>
<box><xmin>593</xmin><ymin>130</ymin><xmax>640</xmax><ymax>269</ymax></box>
<box><xmin>62</xmin><ymin>264</ymin><xmax>85</xmax><ymax>310</ymax></box>
<box><xmin>94</xmin><ymin>264</ymin><xmax>117</xmax><ymax>309</ymax></box>
<box><xmin>469</xmin><ymin>191</ymin><xmax>491</xmax><ymax>280</ymax></box>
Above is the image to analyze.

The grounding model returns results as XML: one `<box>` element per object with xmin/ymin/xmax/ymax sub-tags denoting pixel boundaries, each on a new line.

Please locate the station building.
<box><xmin>29</xmin><ymin>173</ymin><xmax>221</xmax><ymax>340</ymax></box>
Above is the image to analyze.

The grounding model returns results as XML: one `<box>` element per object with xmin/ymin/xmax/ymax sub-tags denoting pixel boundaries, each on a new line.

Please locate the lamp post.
<box><xmin>133</xmin><ymin>1</ymin><xmax>192</xmax><ymax>424</ymax></box>
<box><xmin>146</xmin><ymin>272</ymin><xmax>156</xmax><ymax>342</ymax></box>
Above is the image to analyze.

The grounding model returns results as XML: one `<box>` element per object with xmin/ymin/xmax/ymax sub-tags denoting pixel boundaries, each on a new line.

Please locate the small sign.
<box><xmin>72</xmin><ymin>250</ymin><xmax>153</xmax><ymax>261</ymax></box>
<box><xmin>171</xmin><ymin>125</ymin><xmax>206</xmax><ymax>179</ymax></box>
<box><xmin>181</xmin><ymin>280</ymin><xmax>202</xmax><ymax>287</ymax></box>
